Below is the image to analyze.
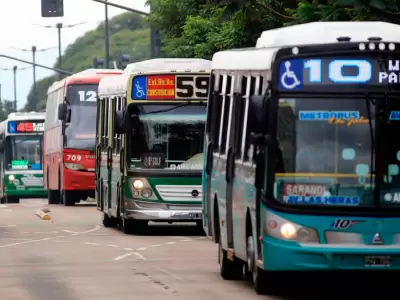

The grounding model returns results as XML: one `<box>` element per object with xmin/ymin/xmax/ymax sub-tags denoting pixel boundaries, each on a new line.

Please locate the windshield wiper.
<box><xmin>132</xmin><ymin>101</ymin><xmax>206</xmax><ymax>116</ymax></box>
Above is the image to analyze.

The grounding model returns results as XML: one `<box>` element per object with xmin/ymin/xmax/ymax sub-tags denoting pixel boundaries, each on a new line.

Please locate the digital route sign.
<box><xmin>7</xmin><ymin>121</ymin><xmax>45</xmax><ymax>134</ymax></box>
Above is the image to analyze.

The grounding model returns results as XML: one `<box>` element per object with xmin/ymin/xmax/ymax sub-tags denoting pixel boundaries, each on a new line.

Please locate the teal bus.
<box><xmin>202</xmin><ymin>21</ymin><xmax>400</xmax><ymax>294</ymax></box>
<box><xmin>0</xmin><ymin>112</ymin><xmax>47</xmax><ymax>203</ymax></box>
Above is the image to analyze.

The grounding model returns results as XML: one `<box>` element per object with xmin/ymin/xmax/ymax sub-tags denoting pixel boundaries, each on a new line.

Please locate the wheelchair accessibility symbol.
<box><xmin>280</xmin><ymin>61</ymin><xmax>301</xmax><ymax>90</ymax></box>
<box><xmin>135</xmin><ymin>81</ymin><xmax>145</xmax><ymax>98</ymax></box>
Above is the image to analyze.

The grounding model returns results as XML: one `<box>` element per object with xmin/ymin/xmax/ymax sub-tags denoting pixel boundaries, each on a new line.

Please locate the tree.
<box><xmin>0</xmin><ymin>99</ymin><xmax>17</xmax><ymax>122</ymax></box>
<box><xmin>22</xmin><ymin>11</ymin><xmax>151</xmax><ymax>111</ymax></box>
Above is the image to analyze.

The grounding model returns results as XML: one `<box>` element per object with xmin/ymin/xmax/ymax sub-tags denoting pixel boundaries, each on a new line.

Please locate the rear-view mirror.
<box><xmin>57</xmin><ymin>103</ymin><xmax>67</xmax><ymax>121</ymax></box>
<box><xmin>114</xmin><ymin>110</ymin><xmax>125</xmax><ymax>134</ymax></box>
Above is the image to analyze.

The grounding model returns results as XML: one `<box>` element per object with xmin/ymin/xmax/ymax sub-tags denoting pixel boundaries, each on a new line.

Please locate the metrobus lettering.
<box><xmin>286</xmin><ymin>195</ymin><xmax>360</xmax><ymax>205</ymax></box>
<box><xmin>284</xmin><ymin>184</ymin><xmax>327</xmax><ymax>196</ymax></box>
<box><xmin>328</xmin><ymin>116</ymin><xmax>369</xmax><ymax>126</ymax></box>
<box><xmin>299</xmin><ymin>111</ymin><xmax>359</xmax><ymax>121</ymax></box>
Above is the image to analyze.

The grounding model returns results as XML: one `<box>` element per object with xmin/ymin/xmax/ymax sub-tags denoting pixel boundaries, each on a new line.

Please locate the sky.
<box><xmin>0</xmin><ymin>0</ymin><xmax>149</xmax><ymax>110</ymax></box>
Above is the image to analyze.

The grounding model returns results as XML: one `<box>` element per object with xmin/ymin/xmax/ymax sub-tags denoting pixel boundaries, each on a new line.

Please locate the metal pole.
<box><xmin>32</xmin><ymin>46</ymin><xmax>37</xmax><ymax>111</ymax></box>
<box><xmin>104</xmin><ymin>0</ymin><xmax>110</xmax><ymax>68</ymax></box>
<box><xmin>57</xmin><ymin>23</ymin><xmax>63</xmax><ymax>79</ymax></box>
<box><xmin>13</xmin><ymin>66</ymin><xmax>17</xmax><ymax>111</ymax></box>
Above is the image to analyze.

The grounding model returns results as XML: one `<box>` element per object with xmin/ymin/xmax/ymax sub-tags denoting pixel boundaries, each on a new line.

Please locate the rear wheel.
<box><xmin>247</xmin><ymin>235</ymin><xmax>269</xmax><ymax>295</ymax></box>
<box><xmin>219</xmin><ymin>232</ymin><xmax>243</xmax><ymax>280</ymax></box>
<box><xmin>102</xmin><ymin>213</ymin><xmax>115</xmax><ymax>227</ymax></box>
<box><xmin>5</xmin><ymin>196</ymin><xmax>19</xmax><ymax>204</ymax></box>
<box><xmin>62</xmin><ymin>190</ymin><xmax>76</xmax><ymax>206</ymax></box>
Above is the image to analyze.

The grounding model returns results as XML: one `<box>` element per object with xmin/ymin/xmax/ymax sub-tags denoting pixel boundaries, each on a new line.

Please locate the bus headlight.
<box><xmin>141</xmin><ymin>188</ymin><xmax>152</xmax><ymax>198</ymax></box>
<box><xmin>280</xmin><ymin>223</ymin><xmax>296</xmax><ymax>239</ymax></box>
<box><xmin>8</xmin><ymin>175</ymin><xmax>15</xmax><ymax>181</ymax></box>
<box><xmin>265</xmin><ymin>211</ymin><xmax>319</xmax><ymax>243</ymax></box>
<box><xmin>133</xmin><ymin>179</ymin><xmax>144</xmax><ymax>190</ymax></box>
<box><xmin>64</xmin><ymin>163</ymin><xmax>84</xmax><ymax>170</ymax></box>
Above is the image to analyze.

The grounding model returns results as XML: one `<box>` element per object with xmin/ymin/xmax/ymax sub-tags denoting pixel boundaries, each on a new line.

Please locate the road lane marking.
<box><xmin>136</xmin><ymin>247</ymin><xmax>147</xmax><ymax>251</ymax></box>
<box><xmin>113</xmin><ymin>252</ymin><xmax>133</xmax><ymax>261</ymax></box>
<box><xmin>85</xmin><ymin>242</ymin><xmax>100</xmax><ymax>246</ymax></box>
<box><xmin>133</xmin><ymin>252</ymin><xmax>146</xmax><ymax>260</ymax></box>
<box><xmin>151</xmin><ymin>244</ymin><xmax>162</xmax><ymax>247</ymax></box>
<box><xmin>165</xmin><ymin>242</ymin><xmax>176</xmax><ymax>245</ymax></box>
<box><xmin>108</xmin><ymin>244</ymin><xmax>119</xmax><ymax>248</ymax></box>
<box><xmin>124</xmin><ymin>248</ymin><xmax>133</xmax><ymax>251</ymax></box>
<box><xmin>0</xmin><ymin>225</ymin><xmax>16</xmax><ymax>228</ymax></box>
<box><xmin>0</xmin><ymin>209</ymin><xmax>12</xmax><ymax>212</ymax></box>
<box><xmin>0</xmin><ymin>237</ymin><xmax>54</xmax><ymax>248</ymax></box>
<box><xmin>62</xmin><ymin>226</ymin><xmax>101</xmax><ymax>235</ymax></box>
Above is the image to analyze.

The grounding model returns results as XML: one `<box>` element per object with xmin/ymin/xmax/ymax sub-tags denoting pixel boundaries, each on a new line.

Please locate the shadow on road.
<box><xmin>262</xmin><ymin>271</ymin><xmax>399</xmax><ymax>299</ymax></box>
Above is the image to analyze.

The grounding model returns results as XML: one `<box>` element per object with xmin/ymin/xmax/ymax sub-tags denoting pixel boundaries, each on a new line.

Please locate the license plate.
<box><xmin>365</xmin><ymin>256</ymin><xmax>391</xmax><ymax>267</ymax></box>
<box><xmin>189</xmin><ymin>213</ymin><xmax>202</xmax><ymax>219</ymax></box>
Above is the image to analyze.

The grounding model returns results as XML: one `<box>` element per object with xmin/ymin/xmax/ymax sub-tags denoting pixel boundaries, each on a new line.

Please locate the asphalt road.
<box><xmin>0</xmin><ymin>199</ymin><xmax>397</xmax><ymax>300</ymax></box>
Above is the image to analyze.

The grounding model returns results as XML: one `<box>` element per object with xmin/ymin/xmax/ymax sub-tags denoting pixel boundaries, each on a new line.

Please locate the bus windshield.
<box><xmin>128</xmin><ymin>104</ymin><xmax>206</xmax><ymax>171</ymax></box>
<box><xmin>6</xmin><ymin>135</ymin><xmax>43</xmax><ymax>170</ymax></box>
<box><xmin>275</xmin><ymin>98</ymin><xmax>375</xmax><ymax>208</ymax></box>
<box><xmin>65</xmin><ymin>84</ymin><xmax>97</xmax><ymax>150</ymax></box>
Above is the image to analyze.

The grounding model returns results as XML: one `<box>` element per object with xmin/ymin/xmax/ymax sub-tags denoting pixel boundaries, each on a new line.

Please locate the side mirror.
<box><xmin>114</xmin><ymin>110</ymin><xmax>125</xmax><ymax>134</ymax></box>
<box><xmin>65</xmin><ymin>108</ymin><xmax>71</xmax><ymax>123</ymax></box>
<box><xmin>57</xmin><ymin>103</ymin><xmax>67</xmax><ymax>121</ymax></box>
<box><xmin>248</xmin><ymin>94</ymin><xmax>268</xmax><ymax>134</ymax></box>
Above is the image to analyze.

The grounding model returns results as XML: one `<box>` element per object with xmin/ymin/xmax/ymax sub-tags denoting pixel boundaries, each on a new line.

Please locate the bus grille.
<box><xmin>21</xmin><ymin>177</ymin><xmax>43</xmax><ymax>186</ymax></box>
<box><xmin>155</xmin><ymin>185</ymin><xmax>202</xmax><ymax>202</ymax></box>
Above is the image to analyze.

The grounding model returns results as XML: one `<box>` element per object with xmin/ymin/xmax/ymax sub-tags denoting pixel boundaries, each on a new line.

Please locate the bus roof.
<box><xmin>98</xmin><ymin>74</ymin><xmax>130</xmax><ymax>97</ymax></box>
<box><xmin>47</xmin><ymin>68</ymin><xmax>123</xmax><ymax>94</ymax></box>
<box><xmin>123</xmin><ymin>58</ymin><xmax>211</xmax><ymax>74</ymax></box>
<box><xmin>213</xmin><ymin>21</ymin><xmax>400</xmax><ymax>71</ymax></box>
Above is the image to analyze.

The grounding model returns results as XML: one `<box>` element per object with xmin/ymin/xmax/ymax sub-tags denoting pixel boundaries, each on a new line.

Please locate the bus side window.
<box><xmin>243</xmin><ymin>76</ymin><xmax>264</xmax><ymax>161</ymax></box>
<box><xmin>235</xmin><ymin>76</ymin><xmax>250</xmax><ymax>160</ymax></box>
<box><xmin>218</xmin><ymin>75</ymin><xmax>232</xmax><ymax>154</ymax></box>
<box><xmin>101</xmin><ymin>98</ymin><xmax>109</xmax><ymax>152</ymax></box>
<box><xmin>209</xmin><ymin>74</ymin><xmax>223</xmax><ymax>150</ymax></box>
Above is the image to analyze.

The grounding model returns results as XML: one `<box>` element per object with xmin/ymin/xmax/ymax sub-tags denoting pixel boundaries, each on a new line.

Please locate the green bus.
<box><xmin>0</xmin><ymin>112</ymin><xmax>47</xmax><ymax>203</ymax></box>
<box><xmin>96</xmin><ymin>58</ymin><xmax>211</xmax><ymax>234</ymax></box>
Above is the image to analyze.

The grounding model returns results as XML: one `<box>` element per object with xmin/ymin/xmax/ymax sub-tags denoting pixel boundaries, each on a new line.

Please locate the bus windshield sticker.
<box><xmin>299</xmin><ymin>111</ymin><xmax>369</xmax><ymax>126</ymax></box>
<box><xmin>284</xmin><ymin>194</ymin><xmax>360</xmax><ymax>206</ymax></box>
<box><xmin>331</xmin><ymin>219</ymin><xmax>364</xmax><ymax>229</ymax></box>
<box><xmin>389</xmin><ymin>111</ymin><xmax>400</xmax><ymax>120</ymax></box>
<box><xmin>278</xmin><ymin>57</ymin><xmax>400</xmax><ymax>91</ymax></box>
<box><xmin>132</xmin><ymin>74</ymin><xmax>210</xmax><ymax>100</ymax></box>
<box><xmin>11</xmin><ymin>160</ymin><xmax>29</xmax><ymax>169</ymax></box>
<box><xmin>140</xmin><ymin>153</ymin><xmax>166</xmax><ymax>169</ymax></box>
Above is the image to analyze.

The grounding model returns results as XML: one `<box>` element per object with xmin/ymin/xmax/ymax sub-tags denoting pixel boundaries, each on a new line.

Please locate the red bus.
<box><xmin>44</xmin><ymin>69</ymin><xmax>123</xmax><ymax>206</ymax></box>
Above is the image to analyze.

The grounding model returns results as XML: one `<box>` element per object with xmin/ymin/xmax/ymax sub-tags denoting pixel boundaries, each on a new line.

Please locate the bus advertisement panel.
<box><xmin>0</xmin><ymin>112</ymin><xmax>47</xmax><ymax>203</ymax></box>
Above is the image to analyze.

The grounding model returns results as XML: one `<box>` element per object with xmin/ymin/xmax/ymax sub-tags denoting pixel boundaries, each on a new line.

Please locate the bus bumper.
<box><xmin>124</xmin><ymin>200</ymin><xmax>202</xmax><ymax>222</ymax></box>
<box><xmin>5</xmin><ymin>189</ymin><xmax>48</xmax><ymax>198</ymax></box>
<box><xmin>63</xmin><ymin>169</ymin><xmax>95</xmax><ymax>191</ymax></box>
<box><xmin>262</xmin><ymin>236</ymin><xmax>400</xmax><ymax>270</ymax></box>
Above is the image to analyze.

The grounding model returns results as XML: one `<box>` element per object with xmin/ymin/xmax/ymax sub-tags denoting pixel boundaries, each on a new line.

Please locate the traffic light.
<box><xmin>93</xmin><ymin>58</ymin><xmax>104</xmax><ymax>69</ymax></box>
<box><xmin>41</xmin><ymin>0</ymin><xmax>64</xmax><ymax>17</ymax></box>
<box><xmin>116</xmin><ymin>53</ymin><xmax>130</xmax><ymax>69</ymax></box>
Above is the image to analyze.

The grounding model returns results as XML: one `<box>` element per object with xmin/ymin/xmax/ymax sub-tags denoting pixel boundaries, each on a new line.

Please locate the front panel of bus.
<box><xmin>62</xmin><ymin>84</ymin><xmax>97</xmax><ymax>196</ymax></box>
<box><xmin>123</xmin><ymin>72</ymin><xmax>210</xmax><ymax>221</ymax></box>
<box><xmin>262</xmin><ymin>42</ymin><xmax>400</xmax><ymax>270</ymax></box>
<box><xmin>2</xmin><ymin>119</ymin><xmax>47</xmax><ymax>198</ymax></box>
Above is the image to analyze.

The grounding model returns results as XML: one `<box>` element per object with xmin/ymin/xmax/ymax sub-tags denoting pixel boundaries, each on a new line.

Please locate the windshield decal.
<box><xmin>11</xmin><ymin>160</ymin><xmax>29</xmax><ymax>169</ymax></box>
<box><xmin>384</xmin><ymin>193</ymin><xmax>400</xmax><ymax>203</ymax></box>
<box><xmin>284</xmin><ymin>194</ymin><xmax>360</xmax><ymax>206</ymax></box>
<box><xmin>299</xmin><ymin>111</ymin><xmax>359</xmax><ymax>121</ymax></box>
<box><xmin>140</xmin><ymin>153</ymin><xmax>166</xmax><ymax>169</ymax></box>
<box><xmin>389</xmin><ymin>111</ymin><xmax>400</xmax><ymax>120</ymax></box>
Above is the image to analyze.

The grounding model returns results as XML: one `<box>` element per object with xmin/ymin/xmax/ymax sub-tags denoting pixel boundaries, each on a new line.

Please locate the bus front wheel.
<box><xmin>5</xmin><ymin>196</ymin><xmax>19</xmax><ymax>204</ymax></box>
<box><xmin>247</xmin><ymin>235</ymin><xmax>268</xmax><ymax>295</ymax></box>
<box><xmin>62</xmin><ymin>191</ymin><xmax>76</xmax><ymax>206</ymax></box>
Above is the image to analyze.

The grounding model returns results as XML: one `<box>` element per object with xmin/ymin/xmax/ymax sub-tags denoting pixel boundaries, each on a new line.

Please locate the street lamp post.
<box><xmin>57</xmin><ymin>23</ymin><xmax>62</xmax><ymax>79</ymax></box>
<box><xmin>13</xmin><ymin>66</ymin><xmax>17</xmax><ymax>111</ymax></box>
<box><xmin>104</xmin><ymin>0</ymin><xmax>110</xmax><ymax>68</ymax></box>
<box><xmin>32</xmin><ymin>46</ymin><xmax>37</xmax><ymax>111</ymax></box>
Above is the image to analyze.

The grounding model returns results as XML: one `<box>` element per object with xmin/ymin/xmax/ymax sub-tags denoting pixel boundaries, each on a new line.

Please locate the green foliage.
<box><xmin>23</xmin><ymin>12</ymin><xmax>151</xmax><ymax>112</ymax></box>
<box><xmin>0</xmin><ymin>99</ymin><xmax>17</xmax><ymax>122</ymax></box>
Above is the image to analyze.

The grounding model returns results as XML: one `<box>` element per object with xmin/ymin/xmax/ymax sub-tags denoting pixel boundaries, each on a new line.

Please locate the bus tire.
<box><xmin>131</xmin><ymin>220</ymin><xmax>148</xmax><ymax>234</ymax></box>
<box><xmin>219</xmin><ymin>232</ymin><xmax>243</xmax><ymax>280</ymax></box>
<box><xmin>121</xmin><ymin>217</ymin><xmax>133</xmax><ymax>234</ymax></box>
<box><xmin>102</xmin><ymin>213</ymin><xmax>114</xmax><ymax>227</ymax></box>
<box><xmin>247</xmin><ymin>235</ymin><xmax>268</xmax><ymax>295</ymax></box>
<box><xmin>62</xmin><ymin>191</ymin><xmax>76</xmax><ymax>206</ymax></box>
<box><xmin>6</xmin><ymin>196</ymin><xmax>19</xmax><ymax>204</ymax></box>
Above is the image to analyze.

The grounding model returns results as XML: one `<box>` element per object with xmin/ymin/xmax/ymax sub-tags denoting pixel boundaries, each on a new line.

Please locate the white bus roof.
<box><xmin>48</xmin><ymin>68</ymin><xmax>123</xmax><ymax>94</ymax></box>
<box><xmin>124</xmin><ymin>58</ymin><xmax>211</xmax><ymax>74</ymax></box>
<box><xmin>213</xmin><ymin>21</ymin><xmax>400</xmax><ymax>71</ymax></box>
<box><xmin>98</xmin><ymin>74</ymin><xmax>129</xmax><ymax>97</ymax></box>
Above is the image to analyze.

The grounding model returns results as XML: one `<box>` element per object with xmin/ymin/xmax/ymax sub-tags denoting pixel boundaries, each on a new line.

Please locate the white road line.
<box><xmin>180</xmin><ymin>239</ymin><xmax>192</xmax><ymax>242</ymax></box>
<box><xmin>151</xmin><ymin>244</ymin><xmax>162</xmax><ymax>247</ymax></box>
<box><xmin>52</xmin><ymin>240</ymin><xmax>71</xmax><ymax>243</ymax></box>
<box><xmin>136</xmin><ymin>247</ymin><xmax>147</xmax><ymax>251</ymax></box>
<box><xmin>132</xmin><ymin>252</ymin><xmax>146</xmax><ymax>260</ymax></box>
<box><xmin>0</xmin><ymin>225</ymin><xmax>16</xmax><ymax>228</ymax></box>
<box><xmin>156</xmin><ymin>266</ymin><xmax>183</xmax><ymax>280</ymax></box>
<box><xmin>85</xmin><ymin>242</ymin><xmax>100</xmax><ymax>246</ymax></box>
<box><xmin>108</xmin><ymin>244</ymin><xmax>119</xmax><ymax>248</ymax></box>
<box><xmin>113</xmin><ymin>252</ymin><xmax>133</xmax><ymax>261</ymax></box>
<box><xmin>0</xmin><ymin>209</ymin><xmax>12</xmax><ymax>212</ymax></box>
<box><xmin>165</xmin><ymin>242</ymin><xmax>176</xmax><ymax>245</ymax></box>
<box><xmin>62</xmin><ymin>226</ymin><xmax>101</xmax><ymax>235</ymax></box>
<box><xmin>124</xmin><ymin>248</ymin><xmax>133</xmax><ymax>251</ymax></box>
<box><xmin>0</xmin><ymin>237</ymin><xmax>54</xmax><ymax>248</ymax></box>
<box><xmin>0</xmin><ymin>205</ymin><xmax>8</xmax><ymax>208</ymax></box>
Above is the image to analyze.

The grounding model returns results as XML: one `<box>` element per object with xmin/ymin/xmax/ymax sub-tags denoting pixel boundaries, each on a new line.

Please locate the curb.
<box><xmin>35</xmin><ymin>208</ymin><xmax>51</xmax><ymax>220</ymax></box>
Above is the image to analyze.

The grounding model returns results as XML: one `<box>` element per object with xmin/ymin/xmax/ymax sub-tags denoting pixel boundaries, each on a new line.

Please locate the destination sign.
<box><xmin>131</xmin><ymin>74</ymin><xmax>210</xmax><ymax>100</ymax></box>
<box><xmin>8</xmin><ymin>121</ymin><xmax>44</xmax><ymax>134</ymax></box>
<box><xmin>277</xmin><ymin>56</ymin><xmax>400</xmax><ymax>92</ymax></box>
